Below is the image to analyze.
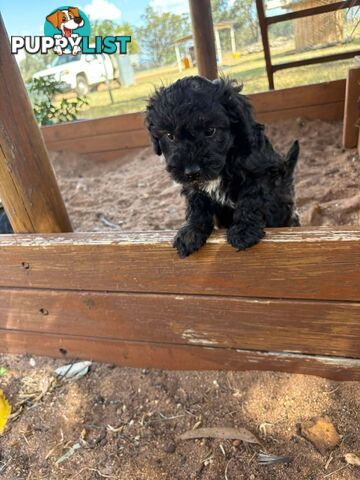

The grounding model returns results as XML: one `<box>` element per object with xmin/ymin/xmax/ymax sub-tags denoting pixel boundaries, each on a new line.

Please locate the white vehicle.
<box><xmin>33</xmin><ymin>53</ymin><xmax>116</xmax><ymax>95</ymax></box>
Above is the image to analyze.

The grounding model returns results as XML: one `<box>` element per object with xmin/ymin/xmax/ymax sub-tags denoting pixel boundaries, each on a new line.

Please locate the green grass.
<box><xmin>67</xmin><ymin>38</ymin><xmax>359</xmax><ymax>120</ymax></box>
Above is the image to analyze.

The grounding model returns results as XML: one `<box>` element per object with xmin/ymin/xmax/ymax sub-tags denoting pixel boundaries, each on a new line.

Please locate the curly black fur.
<box><xmin>0</xmin><ymin>208</ymin><xmax>13</xmax><ymax>234</ymax></box>
<box><xmin>146</xmin><ymin>75</ymin><xmax>300</xmax><ymax>257</ymax></box>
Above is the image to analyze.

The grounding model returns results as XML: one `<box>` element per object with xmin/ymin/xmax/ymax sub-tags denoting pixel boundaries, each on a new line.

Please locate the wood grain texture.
<box><xmin>41</xmin><ymin>111</ymin><xmax>145</xmax><ymax>142</ymax></box>
<box><xmin>45</xmin><ymin>129</ymin><xmax>149</xmax><ymax>154</ymax></box>
<box><xmin>0</xmin><ymin>288</ymin><xmax>359</xmax><ymax>357</ymax></box>
<box><xmin>342</xmin><ymin>66</ymin><xmax>360</xmax><ymax>148</ymax></box>
<box><xmin>257</xmin><ymin>101</ymin><xmax>344</xmax><ymax>123</ymax></box>
<box><xmin>0</xmin><ymin>15</ymin><xmax>72</xmax><ymax>234</ymax></box>
<box><xmin>189</xmin><ymin>0</ymin><xmax>218</xmax><ymax>80</ymax></box>
<box><xmin>250</xmin><ymin>80</ymin><xmax>345</xmax><ymax>113</ymax></box>
<box><xmin>0</xmin><ymin>228</ymin><xmax>359</xmax><ymax>301</ymax></box>
<box><xmin>1</xmin><ymin>330</ymin><xmax>359</xmax><ymax>380</ymax></box>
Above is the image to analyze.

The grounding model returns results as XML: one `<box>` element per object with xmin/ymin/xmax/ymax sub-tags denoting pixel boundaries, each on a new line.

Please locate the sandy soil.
<box><xmin>0</xmin><ymin>119</ymin><xmax>359</xmax><ymax>480</ymax></box>
<box><xmin>52</xmin><ymin>119</ymin><xmax>359</xmax><ymax>232</ymax></box>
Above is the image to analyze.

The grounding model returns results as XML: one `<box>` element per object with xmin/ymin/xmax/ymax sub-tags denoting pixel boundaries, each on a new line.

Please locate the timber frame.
<box><xmin>0</xmin><ymin>3</ymin><xmax>359</xmax><ymax>380</ymax></box>
<box><xmin>0</xmin><ymin>229</ymin><xmax>359</xmax><ymax>381</ymax></box>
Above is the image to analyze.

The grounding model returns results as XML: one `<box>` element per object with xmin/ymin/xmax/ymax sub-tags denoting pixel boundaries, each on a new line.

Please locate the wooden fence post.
<box><xmin>256</xmin><ymin>0</ymin><xmax>275</xmax><ymax>90</ymax></box>
<box><xmin>342</xmin><ymin>65</ymin><xmax>360</xmax><ymax>149</ymax></box>
<box><xmin>188</xmin><ymin>0</ymin><xmax>218</xmax><ymax>80</ymax></box>
<box><xmin>0</xmin><ymin>14</ymin><xmax>72</xmax><ymax>233</ymax></box>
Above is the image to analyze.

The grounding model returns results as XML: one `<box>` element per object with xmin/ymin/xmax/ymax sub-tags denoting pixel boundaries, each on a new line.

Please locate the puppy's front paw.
<box><xmin>227</xmin><ymin>224</ymin><xmax>265</xmax><ymax>251</ymax></box>
<box><xmin>173</xmin><ymin>225</ymin><xmax>209</xmax><ymax>258</ymax></box>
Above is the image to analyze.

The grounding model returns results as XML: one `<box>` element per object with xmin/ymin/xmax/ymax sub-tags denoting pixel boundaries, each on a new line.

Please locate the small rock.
<box><xmin>163</xmin><ymin>441</ymin><xmax>176</xmax><ymax>454</ymax></box>
<box><xmin>300</xmin><ymin>416</ymin><xmax>340</xmax><ymax>455</ymax></box>
<box><xmin>344</xmin><ymin>453</ymin><xmax>360</xmax><ymax>466</ymax></box>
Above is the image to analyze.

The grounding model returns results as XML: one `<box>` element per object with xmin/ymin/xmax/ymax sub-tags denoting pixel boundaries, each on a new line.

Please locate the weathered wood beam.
<box><xmin>0</xmin><ymin>228</ymin><xmax>359</xmax><ymax>302</ymax></box>
<box><xmin>0</xmin><ymin>288</ymin><xmax>359</xmax><ymax>358</ymax></box>
<box><xmin>1</xmin><ymin>331</ymin><xmax>360</xmax><ymax>381</ymax></box>
<box><xmin>0</xmin><ymin>14</ymin><xmax>72</xmax><ymax>233</ymax></box>
<box><xmin>188</xmin><ymin>0</ymin><xmax>218</xmax><ymax>80</ymax></box>
<box><xmin>342</xmin><ymin>65</ymin><xmax>360</xmax><ymax>149</ymax></box>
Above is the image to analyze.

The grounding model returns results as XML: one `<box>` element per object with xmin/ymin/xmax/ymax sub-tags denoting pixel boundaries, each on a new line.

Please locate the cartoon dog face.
<box><xmin>46</xmin><ymin>7</ymin><xmax>84</xmax><ymax>37</ymax></box>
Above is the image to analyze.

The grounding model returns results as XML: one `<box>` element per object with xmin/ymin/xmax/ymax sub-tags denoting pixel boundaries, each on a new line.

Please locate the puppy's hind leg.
<box><xmin>173</xmin><ymin>191</ymin><xmax>214</xmax><ymax>258</ymax></box>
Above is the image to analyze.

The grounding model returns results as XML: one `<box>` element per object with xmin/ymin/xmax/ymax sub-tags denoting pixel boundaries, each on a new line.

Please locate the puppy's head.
<box><xmin>145</xmin><ymin>76</ymin><xmax>257</xmax><ymax>186</ymax></box>
<box><xmin>46</xmin><ymin>8</ymin><xmax>84</xmax><ymax>33</ymax></box>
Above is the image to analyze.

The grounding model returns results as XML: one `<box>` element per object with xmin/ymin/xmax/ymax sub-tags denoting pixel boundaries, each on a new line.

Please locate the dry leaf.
<box><xmin>54</xmin><ymin>361</ymin><xmax>91</xmax><ymax>381</ymax></box>
<box><xmin>0</xmin><ymin>389</ymin><xmax>11</xmax><ymax>434</ymax></box>
<box><xmin>344</xmin><ymin>453</ymin><xmax>360</xmax><ymax>466</ymax></box>
<box><xmin>177</xmin><ymin>426</ymin><xmax>260</xmax><ymax>444</ymax></box>
<box><xmin>300</xmin><ymin>416</ymin><xmax>340</xmax><ymax>455</ymax></box>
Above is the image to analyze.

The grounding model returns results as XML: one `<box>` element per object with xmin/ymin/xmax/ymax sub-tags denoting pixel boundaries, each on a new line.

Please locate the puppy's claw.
<box><xmin>227</xmin><ymin>224</ymin><xmax>265</xmax><ymax>251</ymax></box>
<box><xmin>173</xmin><ymin>225</ymin><xmax>209</xmax><ymax>258</ymax></box>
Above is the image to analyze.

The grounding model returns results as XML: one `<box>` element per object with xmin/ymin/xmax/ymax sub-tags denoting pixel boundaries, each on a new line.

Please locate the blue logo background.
<box><xmin>44</xmin><ymin>6</ymin><xmax>91</xmax><ymax>38</ymax></box>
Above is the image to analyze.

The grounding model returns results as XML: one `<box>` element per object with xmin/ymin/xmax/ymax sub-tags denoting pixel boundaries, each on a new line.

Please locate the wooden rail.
<box><xmin>41</xmin><ymin>79</ymin><xmax>346</xmax><ymax>161</ymax></box>
<box><xmin>0</xmin><ymin>227</ymin><xmax>359</xmax><ymax>380</ymax></box>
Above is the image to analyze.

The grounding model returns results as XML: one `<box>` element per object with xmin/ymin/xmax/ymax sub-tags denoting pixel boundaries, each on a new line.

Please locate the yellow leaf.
<box><xmin>0</xmin><ymin>389</ymin><xmax>11</xmax><ymax>434</ymax></box>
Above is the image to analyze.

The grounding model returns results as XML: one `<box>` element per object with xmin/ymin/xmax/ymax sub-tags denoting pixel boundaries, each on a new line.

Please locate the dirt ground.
<box><xmin>0</xmin><ymin>119</ymin><xmax>359</xmax><ymax>479</ymax></box>
<box><xmin>52</xmin><ymin>118</ymin><xmax>360</xmax><ymax>232</ymax></box>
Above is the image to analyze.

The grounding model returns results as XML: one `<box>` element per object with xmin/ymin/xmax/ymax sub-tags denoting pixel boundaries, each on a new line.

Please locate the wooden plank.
<box><xmin>0</xmin><ymin>228</ymin><xmax>359</xmax><ymax>301</ymax></box>
<box><xmin>45</xmin><ymin>129</ymin><xmax>149</xmax><ymax>154</ymax></box>
<box><xmin>0</xmin><ymin>288</ymin><xmax>359</xmax><ymax>357</ymax></box>
<box><xmin>250</xmin><ymin>79</ymin><xmax>345</xmax><ymax>114</ymax></box>
<box><xmin>85</xmin><ymin>147</ymin><xmax>147</xmax><ymax>162</ymax></box>
<box><xmin>189</xmin><ymin>0</ymin><xmax>218</xmax><ymax>80</ymax></box>
<box><xmin>1</xmin><ymin>330</ymin><xmax>359</xmax><ymax>380</ymax></box>
<box><xmin>342</xmin><ymin>66</ymin><xmax>360</xmax><ymax>148</ymax></box>
<box><xmin>257</xmin><ymin>101</ymin><xmax>344</xmax><ymax>123</ymax></box>
<box><xmin>0</xmin><ymin>15</ymin><xmax>72</xmax><ymax>234</ymax></box>
<box><xmin>41</xmin><ymin>111</ymin><xmax>145</xmax><ymax>143</ymax></box>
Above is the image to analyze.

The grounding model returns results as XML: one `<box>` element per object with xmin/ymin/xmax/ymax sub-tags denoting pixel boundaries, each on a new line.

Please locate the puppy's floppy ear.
<box><xmin>213</xmin><ymin>78</ymin><xmax>262</xmax><ymax>152</ymax></box>
<box><xmin>68</xmin><ymin>7</ymin><xmax>81</xmax><ymax>17</ymax></box>
<box><xmin>46</xmin><ymin>10</ymin><xmax>62</xmax><ymax>29</ymax></box>
<box><xmin>148</xmin><ymin>127</ymin><xmax>162</xmax><ymax>156</ymax></box>
<box><xmin>145</xmin><ymin>91</ymin><xmax>163</xmax><ymax>156</ymax></box>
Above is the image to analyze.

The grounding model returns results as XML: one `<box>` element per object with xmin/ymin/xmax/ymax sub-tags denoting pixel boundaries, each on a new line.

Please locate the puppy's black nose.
<box><xmin>184</xmin><ymin>165</ymin><xmax>201</xmax><ymax>181</ymax></box>
<box><xmin>74</xmin><ymin>16</ymin><xmax>83</xmax><ymax>24</ymax></box>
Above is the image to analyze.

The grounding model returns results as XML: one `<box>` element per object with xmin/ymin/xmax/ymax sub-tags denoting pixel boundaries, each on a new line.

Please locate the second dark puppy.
<box><xmin>146</xmin><ymin>76</ymin><xmax>299</xmax><ymax>258</ymax></box>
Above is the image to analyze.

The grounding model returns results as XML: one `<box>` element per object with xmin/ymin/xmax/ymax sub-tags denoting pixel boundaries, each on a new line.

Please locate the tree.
<box><xmin>19</xmin><ymin>52</ymin><xmax>54</xmax><ymax>82</ymax></box>
<box><xmin>211</xmin><ymin>0</ymin><xmax>230</xmax><ymax>23</ymax></box>
<box><xmin>91</xmin><ymin>20</ymin><xmax>139</xmax><ymax>54</ymax></box>
<box><xmin>210</xmin><ymin>0</ymin><xmax>260</xmax><ymax>49</ymax></box>
<box><xmin>136</xmin><ymin>6</ymin><xmax>191</xmax><ymax>66</ymax></box>
<box><xmin>229</xmin><ymin>0</ymin><xmax>260</xmax><ymax>45</ymax></box>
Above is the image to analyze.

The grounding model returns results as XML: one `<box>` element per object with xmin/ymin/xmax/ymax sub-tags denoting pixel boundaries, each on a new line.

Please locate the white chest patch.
<box><xmin>200</xmin><ymin>178</ymin><xmax>235</xmax><ymax>208</ymax></box>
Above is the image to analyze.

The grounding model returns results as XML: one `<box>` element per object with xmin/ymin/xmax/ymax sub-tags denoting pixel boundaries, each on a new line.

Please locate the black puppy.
<box><xmin>145</xmin><ymin>76</ymin><xmax>299</xmax><ymax>258</ymax></box>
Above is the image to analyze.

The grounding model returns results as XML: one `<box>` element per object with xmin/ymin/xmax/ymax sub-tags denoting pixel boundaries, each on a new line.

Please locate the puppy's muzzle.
<box><xmin>74</xmin><ymin>16</ymin><xmax>84</xmax><ymax>25</ymax></box>
<box><xmin>184</xmin><ymin>165</ymin><xmax>201</xmax><ymax>182</ymax></box>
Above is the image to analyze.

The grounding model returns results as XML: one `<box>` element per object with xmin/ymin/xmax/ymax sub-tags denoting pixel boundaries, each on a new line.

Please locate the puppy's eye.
<box><xmin>205</xmin><ymin>127</ymin><xmax>216</xmax><ymax>137</ymax></box>
<box><xmin>166</xmin><ymin>133</ymin><xmax>175</xmax><ymax>141</ymax></box>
